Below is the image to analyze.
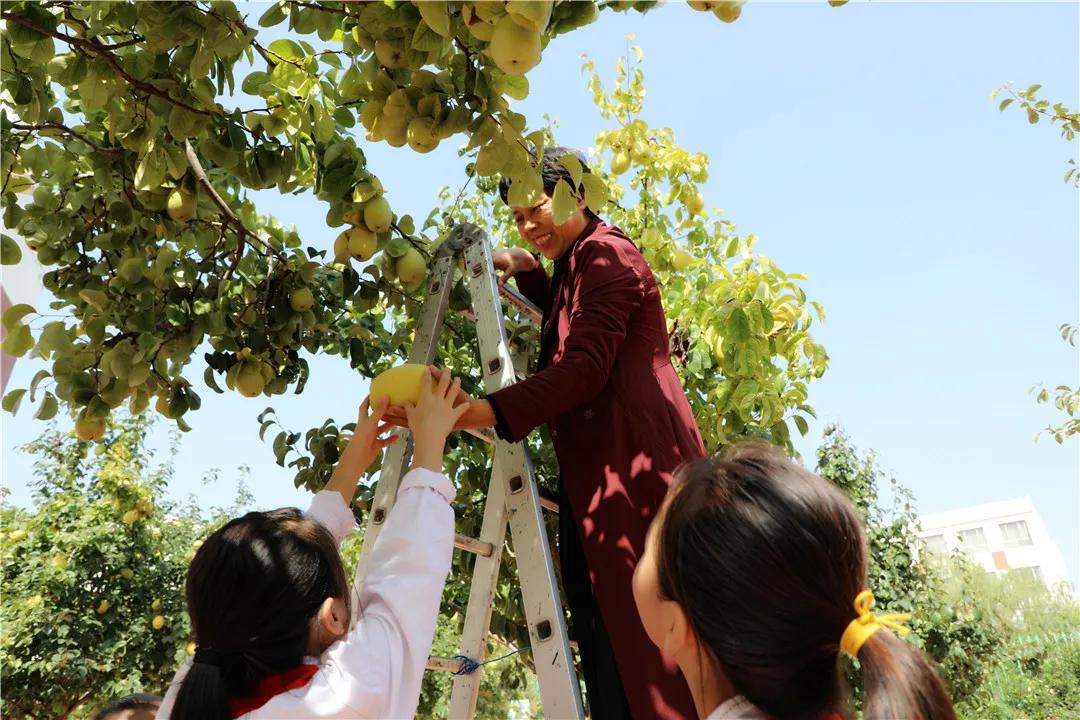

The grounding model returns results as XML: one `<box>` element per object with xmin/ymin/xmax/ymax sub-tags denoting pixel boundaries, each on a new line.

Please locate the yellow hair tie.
<box><xmin>840</xmin><ymin>590</ymin><xmax>912</xmax><ymax>657</ymax></box>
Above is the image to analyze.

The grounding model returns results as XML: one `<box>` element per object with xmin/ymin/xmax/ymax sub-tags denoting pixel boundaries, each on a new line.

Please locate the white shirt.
<box><xmin>156</xmin><ymin>468</ymin><xmax>455</xmax><ymax>719</ymax></box>
<box><xmin>706</xmin><ymin>694</ymin><xmax>771</xmax><ymax>720</ymax></box>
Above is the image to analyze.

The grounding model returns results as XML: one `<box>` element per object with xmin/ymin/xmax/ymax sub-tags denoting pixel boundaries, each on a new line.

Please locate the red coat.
<box><xmin>490</xmin><ymin>218</ymin><xmax>705</xmax><ymax>719</ymax></box>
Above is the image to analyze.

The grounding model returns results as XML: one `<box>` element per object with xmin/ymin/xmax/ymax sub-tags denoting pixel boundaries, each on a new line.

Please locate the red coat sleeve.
<box><xmin>489</xmin><ymin>239</ymin><xmax>645</xmax><ymax>443</ymax></box>
<box><xmin>511</xmin><ymin>258</ymin><xmax>550</xmax><ymax>309</ymax></box>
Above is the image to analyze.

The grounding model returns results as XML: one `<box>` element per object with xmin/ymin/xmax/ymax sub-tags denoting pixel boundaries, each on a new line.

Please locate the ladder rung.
<box><xmin>539</xmin><ymin>495</ymin><xmax>558</xmax><ymax>514</ymax></box>
<box><xmin>499</xmin><ymin>284</ymin><xmax>543</xmax><ymax>324</ymax></box>
<box><xmin>455</xmin><ymin>533</ymin><xmax>495</xmax><ymax>557</ymax></box>
<box><xmin>427</xmin><ymin>655</ymin><xmax>469</xmax><ymax>673</ymax></box>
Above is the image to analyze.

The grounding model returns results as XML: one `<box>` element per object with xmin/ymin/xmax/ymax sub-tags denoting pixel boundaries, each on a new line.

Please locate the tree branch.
<box><xmin>1</xmin><ymin>11</ymin><xmax>212</xmax><ymax>119</ymax></box>
<box><xmin>183</xmin><ymin>140</ymin><xmax>286</xmax><ymax>264</ymax></box>
<box><xmin>11</xmin><ymin>122</ymin><xmax>126</xmax><ymax>156</ymax></box>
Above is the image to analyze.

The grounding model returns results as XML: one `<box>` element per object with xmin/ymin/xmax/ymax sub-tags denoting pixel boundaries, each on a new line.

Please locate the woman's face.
<box><xmin>511</xmin><ymin>193</ymin><xmax>582</xmax><ymax>260</ymax></box>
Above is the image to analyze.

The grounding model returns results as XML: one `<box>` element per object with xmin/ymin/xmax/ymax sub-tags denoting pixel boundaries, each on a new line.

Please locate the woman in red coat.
<box><xmin>450</xmin><ymin>147</ymin><xmax>704</xmax><ymax>719</ymax></box>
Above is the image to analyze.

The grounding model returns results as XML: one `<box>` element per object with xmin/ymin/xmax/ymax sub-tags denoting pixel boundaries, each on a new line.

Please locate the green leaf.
<box><xmin>259</xmin><ymin>2</ymin><xmax>287</xmax><ymax>27</ymax></box>
<box><xmin>1027</xmin><ymin>107</ymin><xmax>1039</xmax><ymax>124</ymax></box>
<box><xmin>259</xmin><ymin>419</ymin><xmax>275</xmax><ymax>441</ymax></box>
<box><xmin>34</xmin><ymin>392</ymin><xmax>57</xmax><ymax>421</ymax></box>
<box><xmin>242</xmin><ymin>70</ymin><xmax>271</xmax><ymax>95</ymax></box>
<box><xmin>1</xmin><ymin>234</ymin><xmax>22</xmax><ymax>265</ymax></box>
<box><xmin>28</xmin><ymin>369</ymin><xmax>50</xmax><ymax>401</ymax></box>
<box><xmin>2</xmin><ymin>324</ymin><xmax>33</xmax><ymax>357</ymax></box>
<box><xmin>268</xmin><ymin>38</ymin><xmax>305</xmax><ymax>61</ymax></box>
<box><xmin>498</xmin><ymin>74</ymin><xmax>530</xmax><ymax>101</ymax></box>
<box><xmin>2</xmin><ymin>303</ymin><xmax>35</xmax><ymax>331</ymax></box>
<box><xmin>475</xmin><ymin>141</ymin><xmax>509</xmax><ymax>177</ymax></box>
<box><xmin>580</xmin><ymin>173</ymin><xmax>609</xmax><ymax>214</ymax></box>
<box><xmin>386</xmin><ymin>236</ymin><xmax>411</xmax><ymax>258</ymax></box>
<box><xmin>134</xmin><ymin>146</ymin><xmax>167</xmax><ymax>191</ymax></box>
<box><xmin>203</xmin><ymin>367</ymin><xmax>224</xmax><ymax>394</ymax></box>
<box><xmin>506</xmin><ymin>167</ymin><xmax>543</xmax><ymax>209</ymax></box>
<box><xmin>726</xmin><ymin>307</ymin><xmax>751</xmax><ymax>343</ymax></box>
<box><xmin>78</xmin><ymin>289</ymin><xmax>109</xmax><ymax>311</ymax></box>
<box><xmin>998</xmin><ymin>98</ymin><xmax>1014</xmax><ymax>112</ymax></box>
<box><xmin>558</xmin><ymin>153</ymin><xmax>583</xmax><ymax>190</ymax></box>
<box><xmin>3</xmin><ymin>388</ymin><xmax>27</xmax><ymax>415</ymax></box>
<box><xmin>794</xmin><ymin>415</ymin><xmax>809</xmax><ymax>436</ymax></box>
<box><xmin>551</xmin><ymin>179</ymin><xmax>576</xmax><ymax>225</ymax></box>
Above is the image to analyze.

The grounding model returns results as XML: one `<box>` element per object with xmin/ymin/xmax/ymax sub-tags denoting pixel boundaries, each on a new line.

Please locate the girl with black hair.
<box><xmin>156</xmin><ymin>371</ymin><xmax>468</xmax><ymax>719</ymax></box>
<box><xmin>632</xmin><ymin>442</ymin><xmax>957</xmax><ymax>720</ymax></box>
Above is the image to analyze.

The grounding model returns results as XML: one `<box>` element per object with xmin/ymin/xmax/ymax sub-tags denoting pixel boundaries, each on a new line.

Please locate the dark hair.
<box><xmin>169</xmin><ymin>508</ymin><xmax>351</xmax><ymax>720</ymax></box>
<box><xmin>93</xmin><ymin>694</ymin><xmax>162</xmax><ymax>720</ymax></box>
<box><xmin>656</xmin><ymin>442</ymin><xmax>956</xmax><ymax>720</ymax></box>
<box><xmin>498</xmin><ymin>145</ymin><xmax>598</xmax><ymax>218</ymax></box>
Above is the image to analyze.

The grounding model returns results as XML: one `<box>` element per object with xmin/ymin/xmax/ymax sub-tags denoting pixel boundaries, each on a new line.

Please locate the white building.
<box><xmin>918</xmin><ymin>497</ymin><xmax>1072</xmax><ymax>592</ymax></box>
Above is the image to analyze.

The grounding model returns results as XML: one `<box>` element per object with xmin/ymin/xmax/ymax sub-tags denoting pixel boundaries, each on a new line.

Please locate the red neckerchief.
<box><xmin>228</xmin><ymin>664</ymin><xmax>319</xmax><ymax>718</ymax></box>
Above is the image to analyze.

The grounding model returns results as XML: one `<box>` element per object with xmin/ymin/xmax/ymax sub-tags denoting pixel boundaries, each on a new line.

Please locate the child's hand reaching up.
<box><xmin>325</xmin><ymin>396</ymin><xmax>399</xmax><ymax>505</ymax></box>
<box><xmin>407</xmin><ymin>369</ymin><xmax>469</xmax><ymax>473</ymax></box>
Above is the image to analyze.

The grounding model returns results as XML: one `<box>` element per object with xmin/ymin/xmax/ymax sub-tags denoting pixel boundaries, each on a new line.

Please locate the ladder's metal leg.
<box><xmin>350</xmin><ymin>249</ymin><xmax>457</xmax><ymax>617</ymax></box>
<box><xmin>447</xmin><ymin>453</ymin><xmax>511</xmax><ymax>720</ymax></box>
<box><xmin>453</xmin><ymin>227</ymin><xmax>585</xmax><ymax>719</ymax></box>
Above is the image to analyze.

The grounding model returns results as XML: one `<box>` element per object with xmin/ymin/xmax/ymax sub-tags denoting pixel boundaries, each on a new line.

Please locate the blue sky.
<box><xmin>3</xmin><ymin>2</ymin><xmax>1077</xmax><ymax>582</ymax></box>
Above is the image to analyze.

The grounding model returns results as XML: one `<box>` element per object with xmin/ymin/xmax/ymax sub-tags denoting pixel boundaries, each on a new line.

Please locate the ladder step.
<box><xmin>454</xmin><ymin>533</ymin><xmax>494</xmax><ymax>557</ymax></box>
<box><xmin>427</xmin><ymin>655</ymin><xmax>469</xmax><ymax>673</ymax></box>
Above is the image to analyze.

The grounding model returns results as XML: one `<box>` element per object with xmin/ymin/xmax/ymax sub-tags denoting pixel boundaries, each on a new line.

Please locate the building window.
<box><xmin>957</xmin><ymin>527</ymin><xmax>988</xmax><ymax>552</ymax></box>
<box><xmin>1010</xmin><ymin>566</ymin><xmax>1042</xmax><ymax>583</ymax></box>
<box><xmin>922</xmin><ymin>534</ymin><xmax>946</xmax><ymax>554</ymax></box>
<box><xmin>999</xmin><ymin>520</ymin><xmax>1033</xmax><ymax>548</ymax></box>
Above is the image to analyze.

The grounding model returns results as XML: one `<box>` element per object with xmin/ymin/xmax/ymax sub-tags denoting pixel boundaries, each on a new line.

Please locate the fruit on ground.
<box><xmin>370</xmin><ymin>363</ymin><xmax>428</xmax><ymax>407</ymax></box>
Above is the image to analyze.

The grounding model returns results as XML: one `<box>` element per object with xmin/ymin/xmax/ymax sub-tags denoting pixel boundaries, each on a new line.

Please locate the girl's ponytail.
<box><xmin>169</xmin><ymin>661</ymin><xmax>231</xmax><ymax>720</ymax></box>
<box><xmin>858</xmin><ymin>629</ymin><xmax>956</xmax><ymax>720</ymax></box>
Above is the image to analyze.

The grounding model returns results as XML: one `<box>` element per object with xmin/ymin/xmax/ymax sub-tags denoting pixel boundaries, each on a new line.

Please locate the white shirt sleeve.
<box><xmin>155</xmin><ymin>468</ymin><xmax>455</xmax><ymax>720</ymax></box>
<box><xmin>306</xmin><ymin>489</ymin><xmax>360</xmax><ymax>546</ymax></box>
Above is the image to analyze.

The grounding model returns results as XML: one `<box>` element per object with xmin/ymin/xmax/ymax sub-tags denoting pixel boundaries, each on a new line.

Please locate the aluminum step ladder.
<box><xmin>351</xmin><ymin>223</ymin><xmax>584</xmax><ymax>720</ymax></box>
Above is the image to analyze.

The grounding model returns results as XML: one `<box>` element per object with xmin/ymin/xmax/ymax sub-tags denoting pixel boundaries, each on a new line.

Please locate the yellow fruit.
<box><xmin>26</xmin><ymin>594</ymin><xmax>43</xmax><ymax>608</ymax></box>
<box><xmin>396</xmin><ymin>247</ymin><xmax>427</xmax><ymax>291</ymax></box>
<box><xmin>151</xmin><ymin>598</ymin><xmax>162</xmax><ymax>610</ymax></box>
<box><xmin>122</xmin><ymin>509</ymin><xmax>140</xmax><ymax>524</ymax></box>
<box><xmin>713</xmin><ymin>1</ymin><xmax>743</xmax><ymax>22</ymax></box>
<box><xmin>407</xmin><ymin>117</ymin><xmax>439</xmax><ymax>154</ymax></box>
<box><xmin>688</xmin><ymin>0</ymin><xmax>718</xmax><ymax>9</ymax></box>
<box><xmin>487</xmin><ymin>16</ymin><xmax>542</xmax><ymax>75</ymax></box>
<box><xmin>186</xmin><ymin>641</ymin><xmax>197</xmax><ymax>656</ymax></box>
<box><xmin>166</xmin><ymin>188</ymin><xmax>196</xmax><ymax>223</ymax></box>
<box><xmin>610</xmin><ymin>152</ymin><xmax>631</xmax><ymax>175</ymax></box>
<box><xmin>370</xmin><ymin>363</ymin><xmax>429</xmax><ymax>407</ymax></box>
<box><xmin>641</xmin><ymin>227</ymin><xmax>662</xmax><ymax>246</ymax></box>
<box><xmin>685</xmin><ymin>189</ymin><xmax>705</xmax><ymax>215</ymax></box>
<box><xmin>344</xmin><ymin>226</ymin><xmax>377</xmax><ymax>261</ymax></box>
<box><xmin>152</xmin><ymin>615</ymin><xmax>166</xmax><ymax>630</ymax></box>
<box><xmin>463</xmin><ymin>3</ymin><xmax>496</xmax><ymax>41</ymax></box>
<box><xmin>671</xmin><ymin>249</ymin><xmax>695</xmax><ymax>272</ymax></box>
<box><xmin>506</xmin><ymin>0</ymin><xmax>553</xmax><ymax>32</ymax></box>
<box><xmin>236</xmin><ymin>362</ymin><xmax>265</xmax><ymax>398</ymax></box>
<box><xmin>136</xmin><ymin>497</ymin><xmax>152</xmax><ymax>515</ymax></box>
<box><xmin>8</xmin><ymin>529</ymin><xmax>27</xmax><ymax>542</ymax></box>
<box><xmin>75</xmin><ymin>414</ymin><xmax>106</xmax><ymax>442</ymax></box>
<box><xmin>363</xmin><ymin>196</ymin><xmax>393</xmax><ymax>234</ymax></box>
<box><xmin>289</xmin><ymin>287</ymin><xmax>315</xmax><ymax>313</ymax></box>
<box><xmin>51</xmin><ymin>555</ymin><xmax>69</xmax><ymax>570</ymax></box>
<box><xmin>374</xmin><ymin>39</ymin><xmax>407</xmax><ymax>69</ymax></box>
<box><xmin>96</xmin><ymin>599</ymin><xmax>110</xmax><ymax>615</ymax></box>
